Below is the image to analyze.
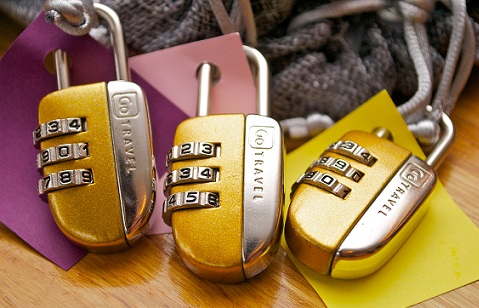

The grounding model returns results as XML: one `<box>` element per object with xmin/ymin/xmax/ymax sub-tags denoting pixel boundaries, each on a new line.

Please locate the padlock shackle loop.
<box><xmin>196</xmin><ymin>62</ymin><xmax>220</xmax><ymax>117</ymax></box>
<box><xmin>54</xmin><ymin>49</ymin><xmax>70</xmax><ymax>90</ymax></box>
<box><xmin>426</xmin><ymin>112</ymin><xmax>455</xmax><ymax>169</ymax></box>
<box><xmin>242</xmin><ymin>45</ymin><xmax>270</xmax><ymax>117</ymax></box>
<box><xmin>195</xmin><ymin>46</ymin><xmax>270</xmax><ymax>117</ymax></box>
<box><xmin>94</xmin><ymin>3</ymin><xmax>131</xmax><ymax>82</ymax></box>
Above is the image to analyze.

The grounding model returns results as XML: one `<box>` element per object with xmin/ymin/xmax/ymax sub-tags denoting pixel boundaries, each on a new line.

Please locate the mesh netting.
<box><xmin>2</xmin><ymin>0</ymin><xmax>479</xmax><ymax>124</ymax></box>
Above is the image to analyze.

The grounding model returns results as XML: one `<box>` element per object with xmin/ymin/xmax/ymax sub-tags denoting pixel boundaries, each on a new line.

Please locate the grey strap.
<box><xmin>42</xmin><ymin>0</ymin><xmax>474</xmax><ymax>147</ymax></box>
<box><xmin>44</xmin><ymin>0</ymin><xmax>97</xmax><ymax>36</ymax></box>
<box><xmin>280</xmin><ymin>114</ymin><xmax>334</xmax><ymax>139</ymax></box>
<box><xmin>431</xmin><ymin>0</ymin><xmax>474</xmax><ymax>116</ymax></box>
<box><xmin>288</xmin><ymin>0</ymin><xmax>387</xmax><ymax>32</ymax></box>
<box><xmin>279</xmin><ymin>0</ymin><xmax>473</xmax><ymax>146</ymax></box>
<box><xmin>381</xmin><ymin>0</ymin><xmax>434</xmax><ymax>134</ymax></box>
<box><xmin>207</xmin><ymin>0</ymin><xmax>257</xmax><ymax>46</ymax></box>
<box><xmin>207</xmin><ymin>0</ymin><xmax>235</xmax><ymax>35</ymax></box>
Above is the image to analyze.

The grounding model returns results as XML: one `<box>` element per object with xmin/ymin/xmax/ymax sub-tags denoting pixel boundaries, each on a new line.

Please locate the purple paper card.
<box><xmin>0</xmin><ymin>13</ymin><xmax>187</xmax><ymax>269</ymax></box>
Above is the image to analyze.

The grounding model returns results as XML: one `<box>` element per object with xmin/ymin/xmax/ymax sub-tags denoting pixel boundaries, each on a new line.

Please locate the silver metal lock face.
<box><xmin>33</xmin><ymin>3</ymin><xmax>156</xmax><ymax>252</ymax></box>
<box><xmin>285</xmin><ymin>113</ymin><xmax>455</xmax><ymax>279</ymax></box>
<box><xmin>163</xmin><ymin>46</ymin><xmax>284</xmax><ymax>283</ymax></box>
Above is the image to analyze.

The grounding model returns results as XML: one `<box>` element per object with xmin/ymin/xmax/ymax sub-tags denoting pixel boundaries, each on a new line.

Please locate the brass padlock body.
<box><xmin>38</xmin><ymin>82</ymin><xmax>155</xmax><ymax>252</ymax></box>
<box><xmin>285</xmin><ymin>131</ymin><xmax>437</xmax><ymax>278</ymax></box>
<box><xmin>163</xmin><ymin>46</ymin><xmax>283</xmax><ymax>283</ymax></box>
<box><xmin>170</xmin><ymin>114</ymin><xmax>245</xmax><ymax>282</ymax></box>
<box><xmin>168</xmin><ymin>113</ymin><xmax>283</xmax><ymax>283</ymax></box>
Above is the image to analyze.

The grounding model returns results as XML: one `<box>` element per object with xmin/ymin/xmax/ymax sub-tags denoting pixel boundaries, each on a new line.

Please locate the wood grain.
<box><xmin>1</xmin><ymin>12</ymin><xmax>478</xmax><ymax>306</ymax></box>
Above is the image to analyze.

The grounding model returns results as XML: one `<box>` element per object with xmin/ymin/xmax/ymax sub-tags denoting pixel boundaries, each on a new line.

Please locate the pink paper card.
<box><xmin>0</xmin><ymin>12</ymin><xmax>256</xmax><ymax>269</ymax></box>
<box><xmin>130</xmin><ymin>33</ymin><xmax>256</xmax><ymax>234</ymax></box>
<box><xmin>130</xmin><ymin>33</ymin><xmax>256</xmax><ymax>118</ymax></box>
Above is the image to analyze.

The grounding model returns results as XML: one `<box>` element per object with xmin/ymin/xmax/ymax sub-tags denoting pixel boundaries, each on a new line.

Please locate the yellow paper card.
<box><xmin>283</xmin><ymin>90</ymin><xmax>479</xmax><ymax>307</ymax></box>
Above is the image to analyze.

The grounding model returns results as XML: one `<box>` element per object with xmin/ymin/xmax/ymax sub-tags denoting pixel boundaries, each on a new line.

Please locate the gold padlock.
<box><xmin>163</xmin><ymin>46</ymin><xmax>284</xmax><ymax>283</ymax></box>
<box><xmin>33</xmin><ymin>4</ymin><xmax>156</xmax><ymax>252</ymax></box>
<box><xmin>285</xmin><ymin>113</ymin><xmax>454</xmax><ymax>279</ymax></box>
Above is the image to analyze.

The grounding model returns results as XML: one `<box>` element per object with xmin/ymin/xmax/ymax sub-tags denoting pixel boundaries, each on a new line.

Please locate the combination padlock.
<box><xmin>162</xmin><ymin>46</ymin><xmax>284</xmax><ymax>283</ymax></box>
<box><xmin>33</xmin><ymin>4</ymin><xmax>156</xmax><ymax>253</ymax></box>
<box><xmin>285</xmin><ymin>113</ymin><xmax>455</xmax><ymax>279</ymax></box>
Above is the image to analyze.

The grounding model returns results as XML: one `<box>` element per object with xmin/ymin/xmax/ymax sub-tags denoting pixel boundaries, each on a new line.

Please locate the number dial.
<box><xmin>163</xmin><ymin>191</ymin><xmax>219</xmax><ymax>226</ymax></box>
<box><xmin>38</xmin><ymin>169</ymin><xmax>93</xmax><ymax>194</ymax></box>
<box><xmin>309</xmin><ymin>156</ymin><xmax>364</xmax><ymax>182</ymax></box>
<box><xmin>33</xmin><ymin>117</ymin><xmax>85</xmax><ymax>145</ymax></box>
<box><xmin>328</xmin><ymin>140</ymin><xmax>377</xmax><ymax>166</ymax></box>
<box><xmin>166</xmin><ymin>142</ymin><xmax>219</xmax><ymax>170</ymax></box>
<box><xmin>37</xmin><ymin>142</ymin><xmax>90</xmax><ymax>168</ymax></box>
<box><xmin>163</xmin><ymin>166</ymin><xmax>219</xmax><ymax>194</ymax></box>
<box><xmin>293</xmin><ymin>170</ymin><xmax>351</xmax><ymax>199</ymax></box>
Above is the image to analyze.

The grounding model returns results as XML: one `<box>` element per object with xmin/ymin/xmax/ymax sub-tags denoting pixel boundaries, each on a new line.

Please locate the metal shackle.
<box><xmin>426</xmin><ymin>112</ymin><xmax>455</xmax><ymax>169</ymax></box>
<box><xmin>94</xmin><ymin>3</ymin><xmax>130</xmax><ymax>81</ymax></box>
<box><xmin>54</xmin><ymin>49</ymin><xmax>71</xmax><ymax>89</ymax></box>
<box><xmin>54</xmin><ymin>3</ymin><xmax>131</xmax><ymax>90</ymax></box>
<box><xmin>196</xmin><ymin>45</ymin><xmax>270</xmax><ymax>117</ymax></box>
<box><xmin>372</xmin><ymin>112</ymin><xmax>455</xmax><ymax>169</ymax></box>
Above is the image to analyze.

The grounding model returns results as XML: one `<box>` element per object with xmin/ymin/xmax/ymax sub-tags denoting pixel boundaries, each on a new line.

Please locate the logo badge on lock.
<box><xmin>113</xmin><ymin>93</ymin><xmax>139</xmax><ymax>118</ymax></box>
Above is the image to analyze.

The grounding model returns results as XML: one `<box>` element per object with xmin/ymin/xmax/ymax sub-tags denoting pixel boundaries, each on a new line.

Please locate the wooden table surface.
<box><xmin>1</xmin><ymin>12</ymin><xmax>479</xmax><ymax>306</ymax></box>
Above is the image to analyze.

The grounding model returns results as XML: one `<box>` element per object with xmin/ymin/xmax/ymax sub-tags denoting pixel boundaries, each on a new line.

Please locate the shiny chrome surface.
<box><xmin>332</xmin><ymin>155</ymin><xmax>436</xmax><ymax>278</ymax></box>
<box><xmin>196</xmin><ymin>62</ymin><xmax>220</xmax><ymax>117</ymax></box>
<box><xmin>243</xmin><ymin>45</ymin><xmax>270</xmax><ymax>116</ymax></box>
<box><xmin>98</xmin><ymin>2</ymin><xmax>156</xmax><ymax>245</ymax></box>
<box><xmin>94</xmin><ymin>3</ymin><xmax>130</xmax><ymax>81</ymax></box>
<box><xmin>108</xmin><ymin>81</ymin><xmax>156</xmax><ymax>244</ymax></box>
<box><xmin>426</xmin><ymin>113</ymin><xmax>455</xmax><ymax>169</ymax></box>
<box><xmin>242</xmin><ymin>114</ymin><xmax>284</xmax><ymax>279</ymax></box>
<box><xmin>241</xmin><ymin>46</ymin><xmax>283</xmax><ymax>279</ymax></box>
<box><xmin>54</xmin><ymin>49</ymin><xmax>70</xmax><ymax>89</ymax></box>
